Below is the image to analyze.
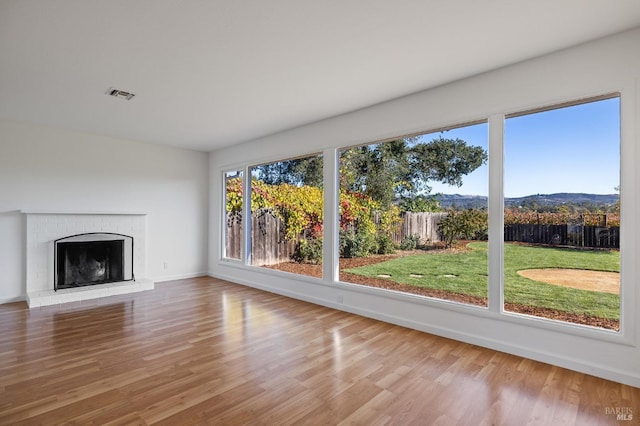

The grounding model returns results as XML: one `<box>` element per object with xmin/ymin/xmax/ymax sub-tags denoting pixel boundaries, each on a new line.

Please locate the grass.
<box><xmin>344</xmin><ymin>242</ymin><xmax>620</xmax><ymax>320</ymax></box>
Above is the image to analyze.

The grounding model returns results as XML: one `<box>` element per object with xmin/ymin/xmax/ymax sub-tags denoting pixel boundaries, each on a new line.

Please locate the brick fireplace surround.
<box><xmin>22</xmin><ymin>211</ymin><xmax>154</xmax><ymax>307</ymax></box>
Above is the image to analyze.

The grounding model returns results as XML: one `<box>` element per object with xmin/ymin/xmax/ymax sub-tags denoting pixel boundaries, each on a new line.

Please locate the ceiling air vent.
<box><xmin>106</xmin><ymin>87</ymin><xmax>135</xmax><ymax>101</ymax></box>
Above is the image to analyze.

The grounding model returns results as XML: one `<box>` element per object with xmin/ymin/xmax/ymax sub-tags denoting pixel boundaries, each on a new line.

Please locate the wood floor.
<box><xmin>1</xmin><ymin>277</ymin><xmax>638</xmax><ymax>425</ymax></box>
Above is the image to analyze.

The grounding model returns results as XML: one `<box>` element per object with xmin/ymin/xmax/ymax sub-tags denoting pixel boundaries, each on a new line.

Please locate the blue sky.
<box><xmin>419</xmin><ymin>97</ymin><xmax>620</xmax><ymax>198</ymax></box>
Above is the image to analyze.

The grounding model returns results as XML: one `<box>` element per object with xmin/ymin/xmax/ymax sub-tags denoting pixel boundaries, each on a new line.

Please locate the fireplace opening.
<box><xmin>55</xmin><ymin>233</ymin><xmax>134</xmax><ymax>290</ymax></box>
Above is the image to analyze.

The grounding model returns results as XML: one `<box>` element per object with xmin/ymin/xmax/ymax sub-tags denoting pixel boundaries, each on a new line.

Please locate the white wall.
<box><xmin>0</xmin><ymin>120</ymin><xmax>209</xmax><ymax>302</ymax></box>
<box><xmin>209</xmin><ymin>28</ymin><xmax>640</xmax><ymax>386</ymax></box>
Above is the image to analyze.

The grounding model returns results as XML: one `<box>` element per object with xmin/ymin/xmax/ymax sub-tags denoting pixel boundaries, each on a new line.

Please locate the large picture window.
<box><xmin>249</xmin><ymin>155</ymin><xmax>324</xmax><ymax>279</ymax></box>
<box><xmin>503</xmin><ymin>95</ymin><xmax>621</xmax><ymax>330</ymax></box>
<box><xmin>338</xmin><ymin>123</ymin><xmax>489</xmax><ymax>307</ymax></box>
<box><xmin>220</xmin><ymin>94</ymin><xmax>624</xmax><ymax>335</ymax></box>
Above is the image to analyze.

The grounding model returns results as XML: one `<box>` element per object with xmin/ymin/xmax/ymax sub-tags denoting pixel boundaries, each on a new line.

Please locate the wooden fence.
<box><xmin>225</xmin><ymin>213</ymin><xmax>242</xmax><ymax>260</ymax></box>
<box><xmin>226</xmin><ymin>211</ymin><xmax>446</xmax><ymax>266</ymax></box>
<box><xmin>390</xmin><ymin>212</ymin><xmax>447</xmax><ymax>245</ymax></box>
<box><xmin>226</xmin><ymin>211</ymin><xmax>297</xmax><ymax>265</ymax></box>
<box><xmin>250</xmin><ymin>211</ymin><xmax>297</xmax><ymax>266</ymax></box>
<box><xmin>226</xmin><ymin>211</ymin><xmax>619</xmax><ymax>266</ymax></box>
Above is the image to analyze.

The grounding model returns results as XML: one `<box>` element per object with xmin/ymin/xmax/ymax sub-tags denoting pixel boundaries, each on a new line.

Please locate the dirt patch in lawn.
<box><xmin>517</xmin><ymin>269</ymin><xmax>620</xmax><ymax>294</ymax></box>
<box><xmin>266</xmin><ymin>247</ymin><xmax>619</xmax><ymax>331</ymax></box>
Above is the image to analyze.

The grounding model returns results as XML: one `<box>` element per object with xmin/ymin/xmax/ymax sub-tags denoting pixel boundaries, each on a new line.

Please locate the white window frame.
<box><xmin>220</xmin><ymin>91</ymin><xmax>633</xmax><ymax>344</ymax></box>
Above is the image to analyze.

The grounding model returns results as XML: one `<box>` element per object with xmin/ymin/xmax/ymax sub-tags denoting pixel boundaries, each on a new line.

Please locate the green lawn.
<box><xmin>343</xmin><ymin>242</ymin><xmax>620</xmax><ymax>320</ymax></box>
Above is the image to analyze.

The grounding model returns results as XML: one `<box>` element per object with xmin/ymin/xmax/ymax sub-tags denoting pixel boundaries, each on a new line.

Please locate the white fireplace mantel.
<box><xmin>23</xmin><ymin>211</ymin><xmax>154</xmax><ymax>307</ymax></box>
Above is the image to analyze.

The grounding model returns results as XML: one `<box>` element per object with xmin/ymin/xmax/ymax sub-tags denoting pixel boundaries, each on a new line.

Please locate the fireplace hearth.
<box><xmin>55</xmin><ymin>233</ymin><xmax>134</xmax><ymax>291</ymax></box>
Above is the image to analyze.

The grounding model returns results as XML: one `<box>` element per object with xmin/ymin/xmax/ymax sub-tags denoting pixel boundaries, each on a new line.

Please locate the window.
<box><xmin>503</xmin><ymin>95</ymin><xmax>620</xmax><ymax>331</ymax></box>
<box><xmin>338</xmin><ymin>123</ymin><xmax>489</xmax><ymax>307</ymax></box>
<box><xmin>220</xmin><ymin>94</ymin><xmax>624</xmax><ymax>335</ymax></box>
<box><xmin>223</xmin><ymin>170</ymin><xmax>243</xmax><ymax>260</ymax></box>
<box><xmin>249</xmin><ymin>155</ymin><xmax>324</xmax><ymax>278</ymax></box>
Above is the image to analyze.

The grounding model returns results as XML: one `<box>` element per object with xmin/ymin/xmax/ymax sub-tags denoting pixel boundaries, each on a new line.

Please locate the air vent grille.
<box><xmin>106</xmin><ymin>88</ymin><xmax>135</xmax><ymax>101</ymax></box>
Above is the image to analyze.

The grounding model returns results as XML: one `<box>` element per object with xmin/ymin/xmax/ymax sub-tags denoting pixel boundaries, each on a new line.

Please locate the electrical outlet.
<box><xmin>337</xmin><ymin>294</ymin><xmax>343</xmax><ymax>304</ymax></box>
<box><xmin>163</xmin><ymin>261</ymin><xmax>169</xmax><ymax>270</ymax></box>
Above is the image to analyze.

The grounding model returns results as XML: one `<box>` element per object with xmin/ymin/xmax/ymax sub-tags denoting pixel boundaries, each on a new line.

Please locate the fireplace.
<box><xmin>55</xmin><ymin>233</ymin><xmax>134</xmax><ymax>291</ymax></box>
<box><xmin>24</xmin><ymin>211</ymin><xmax>153</xmax><ymax>307</ymax></box>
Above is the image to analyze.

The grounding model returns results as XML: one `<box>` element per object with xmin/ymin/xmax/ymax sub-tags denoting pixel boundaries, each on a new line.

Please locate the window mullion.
<box><xmin>488</xmin><ymin>114</ymin><xmax>505</xmax><ymax>313</ymax></box>
<box><xmin>323</xmin><ymin>148</ymin><xmax>339</xmax><ymax>282</ymax></box>
<box><xmin>242</xmin><ymin>165</ymin><xmax>251</xmax><ymax>266</ymax></box>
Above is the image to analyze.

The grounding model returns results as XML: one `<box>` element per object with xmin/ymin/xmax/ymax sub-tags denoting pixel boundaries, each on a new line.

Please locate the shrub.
<box><xmin>376</xmin><ymin>233</ymin><xmax>395</xmax><ymax>254</ymax></box>
<box><xmin>225</xmin><ymin>176</ymin><xmax>244</xmax><ymax>215</ymax></box>
<box><xmin>339</xmin><ymin>228</ymin><xmax>378</xmax><ymax>258</ymax></box>
<box><xmin>438</xmin><ymin>209</ymin><xmax>488</xmax><ymax>247</ymax></box>
<box><xmin>251</xmin><ymin>180</ymin><xmax>324</xmax><ymax>240</ymax></box>
<box><xmin>292</xmin><ymin>237</ymin><xmax>323</xmax><ymax>264</ymax></box>
<box><xmin>339</xmin><ymin>190</ymin><xmax>379</xmax><ymax>234</ymax></box>
<box><xmin>339</xmin><ymin>191</ymin><xmax>401</xmax><ymax>257</ymax></box>
<box><xmin>399</xmin><ymin>233</ymin><xmax>420</xmax><ymax>250</ymax></box>
<box><xmin>227</xmin><ymin>178</ymin><xmax>404</xmax><ymax>258</ymax></box>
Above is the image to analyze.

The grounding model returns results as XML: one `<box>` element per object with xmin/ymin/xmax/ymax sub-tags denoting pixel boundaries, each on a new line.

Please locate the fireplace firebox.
<box><xmin>54</xmin><ymin>233</ymin><xmax>134</xmax><ymax>291</ymax></box>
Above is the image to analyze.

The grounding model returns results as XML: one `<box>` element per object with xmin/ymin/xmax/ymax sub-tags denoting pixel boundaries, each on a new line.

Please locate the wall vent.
<box><xmin>106</xmin><ymin>88</ymin><xmax>135</xmax><ymax>100</ymax></box>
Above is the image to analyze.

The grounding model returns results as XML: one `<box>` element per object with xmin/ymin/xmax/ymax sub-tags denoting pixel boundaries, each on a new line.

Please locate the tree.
<box><xmin>399</xmin><ymin>194</ymin><xmax>442</xmax><ymax>212</ymax></box>
<box><xmin>409</xmin><ymin>137</ymin><xmax>486</xmax><ymax>189</ymax></box>
<box><xmin>341</xmin><ymin>136</ymin><xmax>487</xmax><ymax>209</ymax></box>
<box><xmin>252</xmin><ymin>156</ymin><xmax>323</xmax><ymax>187</ymax></box>
<box><xmin>340</xmin><ymin>139</ymin><xmax>414</xmax><ymax>209</ymax></box>
<box><xmin>251</xmin><ymin>136</ymin><xmax>486</xmax><ymax>211</ymax></box>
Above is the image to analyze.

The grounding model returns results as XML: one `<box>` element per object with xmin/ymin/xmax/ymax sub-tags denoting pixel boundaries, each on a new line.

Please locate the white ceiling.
<box><xmin>1</xmin><ymin>1</ymin><xmax>640</xmax><ymax>152</ymax></box>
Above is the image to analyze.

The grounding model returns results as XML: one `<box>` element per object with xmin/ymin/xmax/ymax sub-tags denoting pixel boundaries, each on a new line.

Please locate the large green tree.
<box><xmin>252</xmin><ymin>155</ymin><xmax>323</xmax><ymax>187</ymax></box>
<box><xmin>341</xmin><ymin>136</ymin><xmax>487</xmax><ymax>209</ymax></box>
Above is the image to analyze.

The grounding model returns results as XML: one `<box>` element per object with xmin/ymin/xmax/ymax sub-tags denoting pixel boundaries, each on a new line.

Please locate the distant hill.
<box><xmin>436</xmin><ymin>193</ymin><xmax>619</xmax><ymax>209</ymax></box>
<box><xmin>435</xmin><ymin>194</ymin><xmax>488</xmax><ymax>209</ymax></box>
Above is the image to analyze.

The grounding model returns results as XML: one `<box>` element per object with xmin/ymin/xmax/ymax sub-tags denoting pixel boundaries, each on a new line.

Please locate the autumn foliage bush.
<box><xmin>226</xmin><ymin>178</ymin><xmax>401</xmax><ymax>259</ymax></box>
<box><xmin>504</xmin><ymin>208</ymin><xmax>619</xmax><ymax>227</ymax></box>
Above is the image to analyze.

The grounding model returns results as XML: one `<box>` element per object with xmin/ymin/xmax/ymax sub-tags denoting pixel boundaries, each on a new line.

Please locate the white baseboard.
<box><xmin>0</xmin><ymin>295</ymin><xmax>26</xmax><ymax>305</ymax></box>
<box><xmin>152</xmin><ymin>272</ymin><xmax>208</xmax><ymax>283</ymax></box>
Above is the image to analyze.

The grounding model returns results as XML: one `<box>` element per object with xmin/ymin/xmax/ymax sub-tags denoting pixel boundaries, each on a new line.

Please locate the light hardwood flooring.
<box><xmin>1</xmin><ymin>277</ymin><xmax>638</xmax><ymax>425</ymax></box>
